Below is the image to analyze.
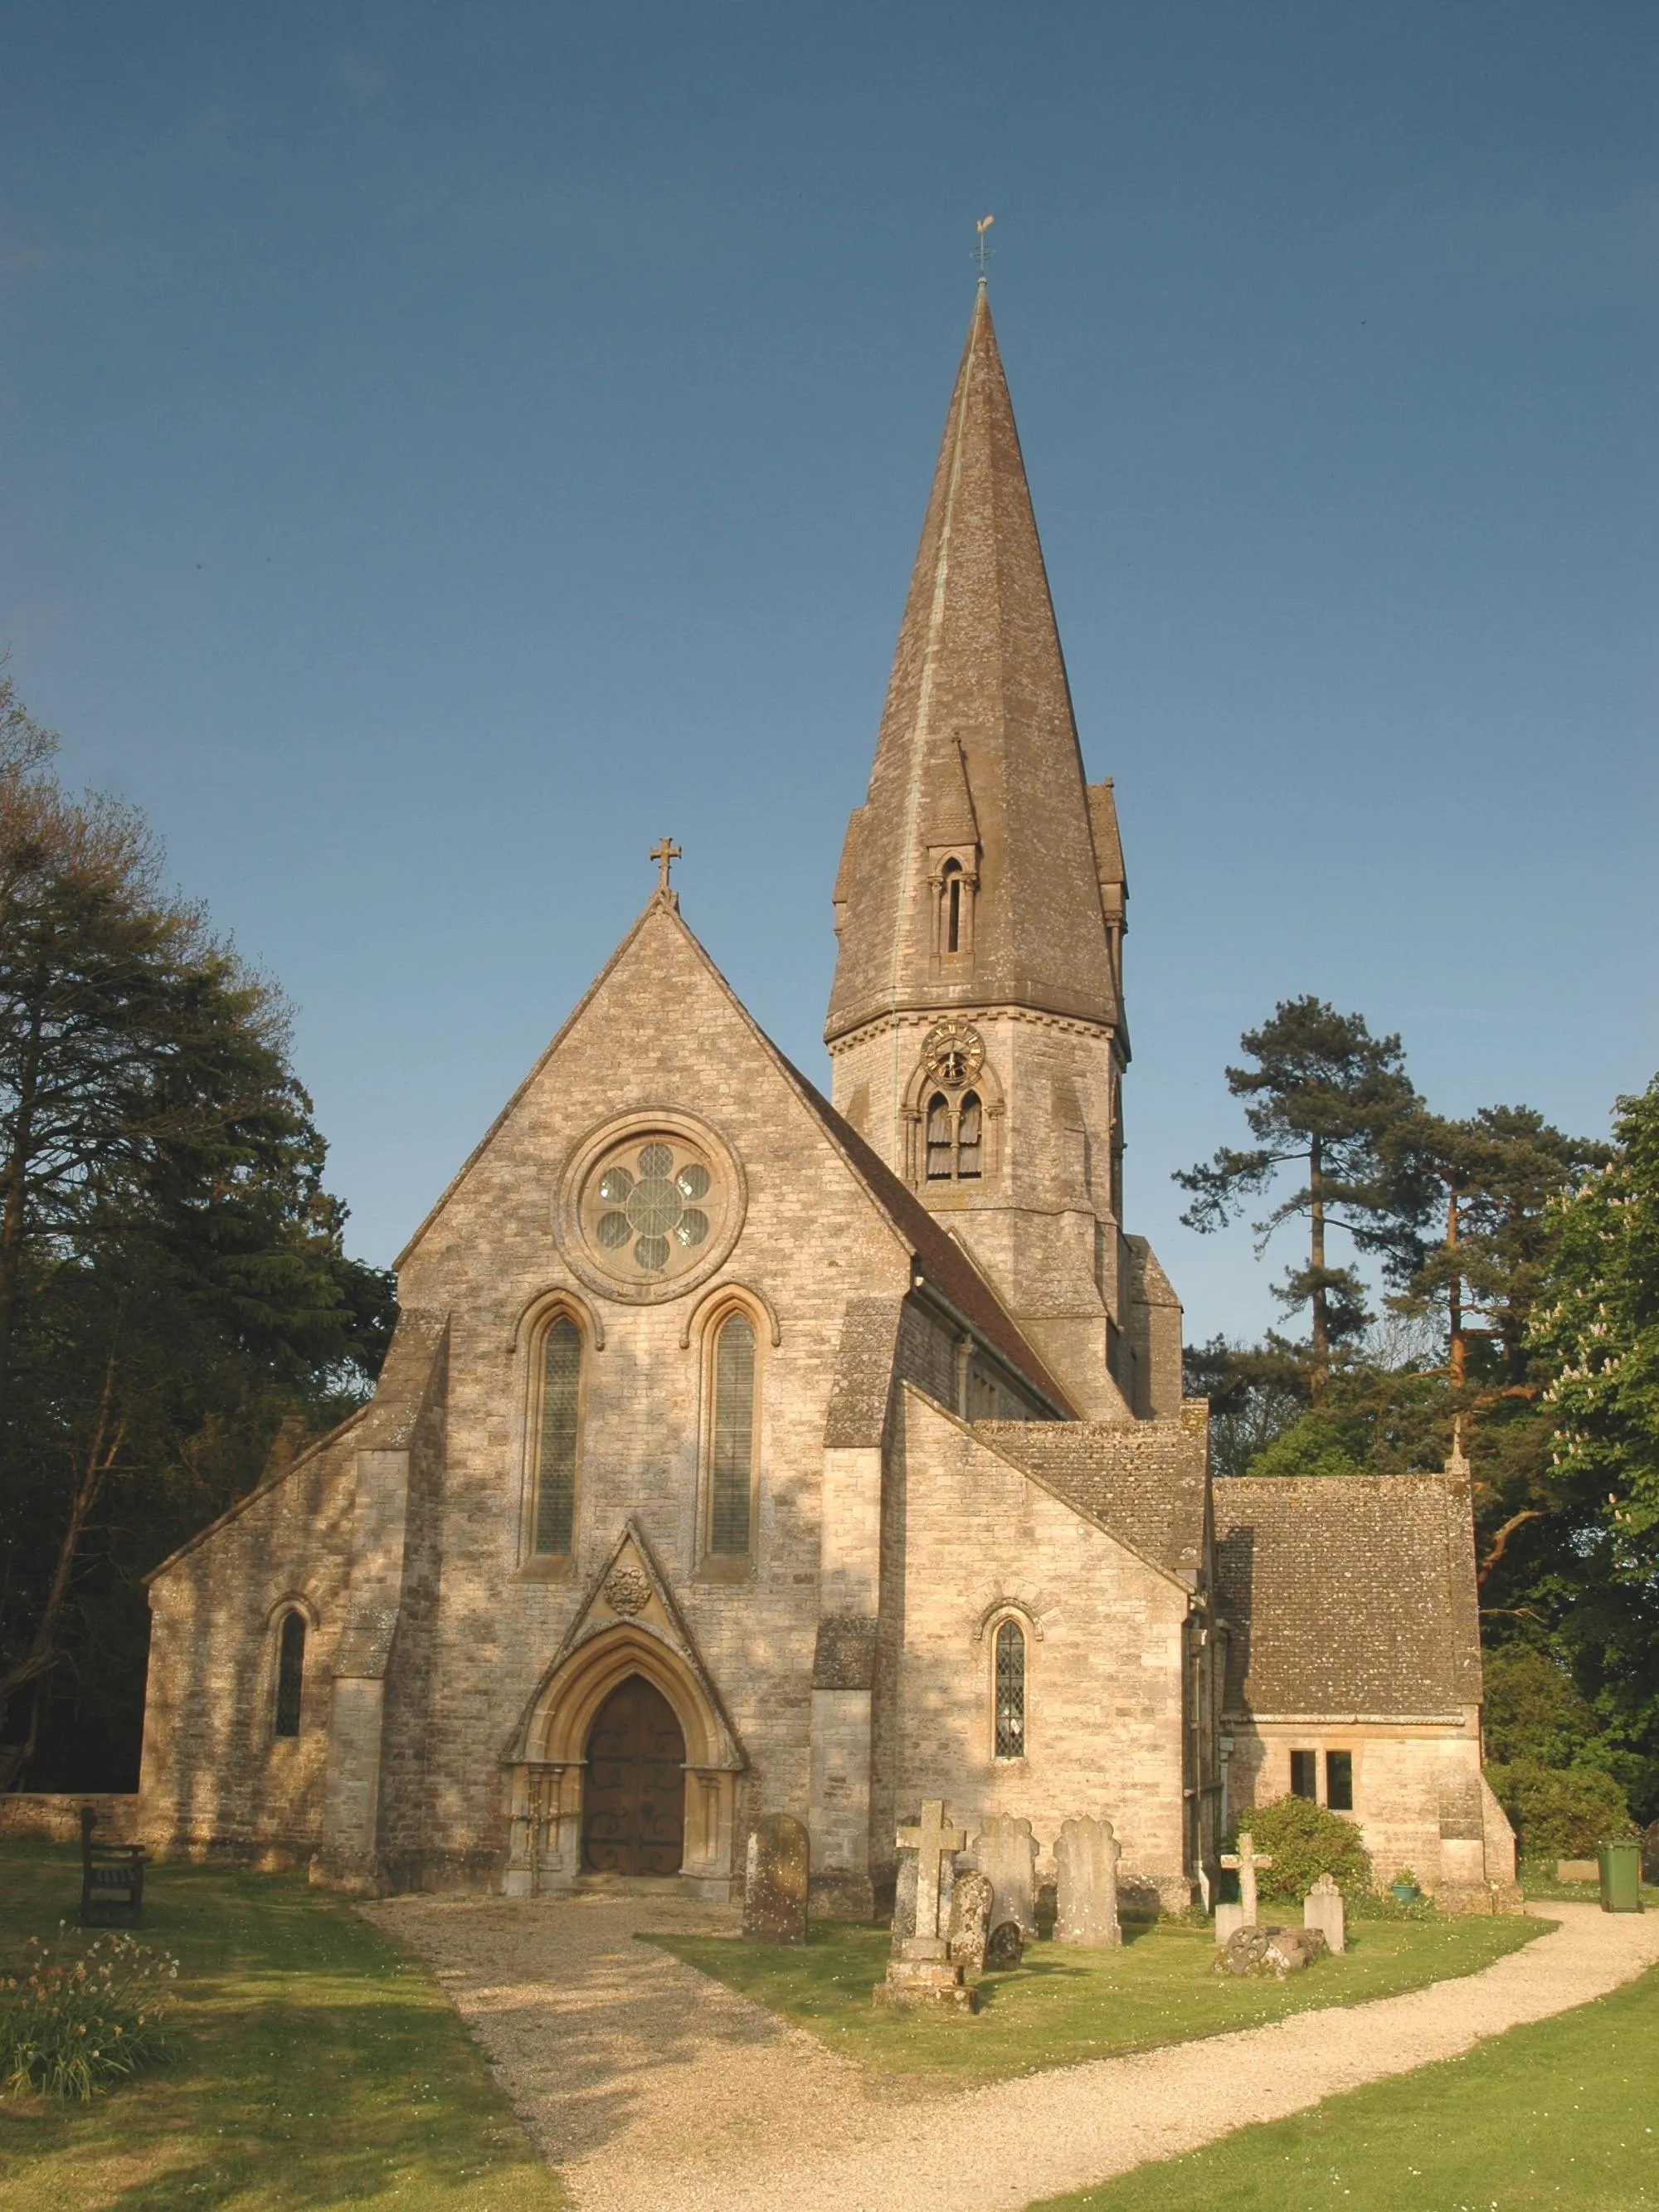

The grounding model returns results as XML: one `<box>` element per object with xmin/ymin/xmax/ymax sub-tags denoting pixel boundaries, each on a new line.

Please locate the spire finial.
<box><xmin>974</xmin><ymin>214</ymin><xmax>995</xmax><ymax>285</ymax></box>
<box><xmin>649</xmin><ymin>835</ymin><xmax>681</xmax><ymax>898</ymax></box>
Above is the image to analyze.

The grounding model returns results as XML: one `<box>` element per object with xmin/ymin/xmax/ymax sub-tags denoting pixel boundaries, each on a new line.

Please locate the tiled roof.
<box><xmin>975</xmin><ymin>1405</ymin><xmax>1209</xmax><ymax>1578</ymax></box>
<box><xmin>1214</xmin><ymin>1475</ymin><xmax>1483</xmax><ymax>1717</ymax></box>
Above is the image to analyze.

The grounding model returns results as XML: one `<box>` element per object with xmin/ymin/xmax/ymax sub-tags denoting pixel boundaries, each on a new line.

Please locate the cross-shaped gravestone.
<box><xmin>1220</xmin><ymin>1831</ymin><xmax>1274</xmax><ymax>1927</ymax></box>
<box><xmin>895</xmin><ymin>1800</ymin><xmax>966</xmax><ymax>1941</ymax></box>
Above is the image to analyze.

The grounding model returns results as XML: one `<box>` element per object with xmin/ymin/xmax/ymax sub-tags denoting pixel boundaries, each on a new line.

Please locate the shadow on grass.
<box><xmin>0</xmin><ymin>1841</ymin><xmax>563</xmax><ymax>2212</ymax></box>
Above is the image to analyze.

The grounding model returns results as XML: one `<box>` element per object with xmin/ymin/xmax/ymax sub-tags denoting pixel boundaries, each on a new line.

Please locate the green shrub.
<box><xmin>1225</xmin><ymin>1795</ymin><xmax>1374</xmax><ymax>1904</ymax></box>
<box><xmin>1486</xmin><ymin>1759</ymin><xmax>1633</xmax><ymax>1860</ymax></box>
<box><xmin>0</xmin><ymin>1932</ymin><xmax>177</xmax><ymax>2100</ymax></box>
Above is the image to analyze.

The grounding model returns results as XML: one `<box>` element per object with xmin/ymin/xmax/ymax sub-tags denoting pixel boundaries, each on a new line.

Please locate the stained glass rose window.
<box><xmin>579</xmin><ymin>1137</ymin><xmax>722</xmax><ymax>1283</ymax></box>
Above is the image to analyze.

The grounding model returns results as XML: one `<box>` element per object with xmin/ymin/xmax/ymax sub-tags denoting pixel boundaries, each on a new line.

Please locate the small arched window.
<box><xmin>926</xmin><ymin>1093</ymin><xmax>954</xmax><ymax>1181</ymax></box>
<box><xmin>534</xmin><ymin>1317</ymin><xmax>583</xmax><ymax>1555</ymax></box>
<box><xmin>275</xmin><ymin>1610</ymin><xmax>306</xmax><ymax>1738</ymax></box>
<box><xmin>993</xmin><ymin>1618</ymin><xmax>1026</xmax><ymax>1760</ymax></box>
<box><xmin>942</xmin><ymin>860</ymin><xmax>964</xmax><ymax>954</ymax></box>
<box><xmin>708</xmin><ymin>1311</ymin><xmax>757</xmax><ymax>1557</ymax></box>
<box><xmin>956</xmin><ymin>1092</ymin><xmax>983</xmax><ymax>1180</ymax></box>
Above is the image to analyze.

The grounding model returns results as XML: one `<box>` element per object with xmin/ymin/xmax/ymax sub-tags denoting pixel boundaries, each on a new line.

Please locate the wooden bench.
<box><xmin>79</xmin><ymin>1804</ymin><xmax>146</xmax><ymax>1927</ymax></box>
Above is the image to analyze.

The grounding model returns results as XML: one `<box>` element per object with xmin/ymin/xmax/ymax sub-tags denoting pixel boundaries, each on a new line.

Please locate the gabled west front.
<box><xmin>138</xmin><ymin>288</ymin><xmax>1517</xmax><ymax>1913</ymax></box>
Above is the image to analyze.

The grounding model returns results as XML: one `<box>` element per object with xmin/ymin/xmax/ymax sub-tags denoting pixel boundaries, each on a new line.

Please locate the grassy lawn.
<box><xmin>0</xmin><ymin>1839</ymin><xmax>562</xmax><ymax>2212</ymax></box>
<box><xmin>649</xmin><ymin>1912</ymin><xmax>1545</xmax><ymax>2084</ymax></box>
<box><xmin>1029</xmin><ymin>1957</ymin><xmax>1659</xmax><ymax>2212</ymax></box>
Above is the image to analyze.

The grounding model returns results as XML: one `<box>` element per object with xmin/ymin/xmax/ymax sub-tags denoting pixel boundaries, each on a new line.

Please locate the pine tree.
<box><xmin>1175</xmin><ymin>997</ymin><xmax>1429</xmax><ymax>1395</ymax></box>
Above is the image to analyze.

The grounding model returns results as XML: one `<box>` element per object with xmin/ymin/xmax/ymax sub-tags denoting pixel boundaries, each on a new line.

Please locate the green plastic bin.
<box><xmin>1598</xmin><ymin>1839</ymin><xmax>1642</xmax><ymax>1913</ymax></box>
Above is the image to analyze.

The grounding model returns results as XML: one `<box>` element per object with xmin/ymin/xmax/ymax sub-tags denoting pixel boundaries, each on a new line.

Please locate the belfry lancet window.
<box><xmin>533</xmin><ymin>1316</ymin><xmax>584</xmax><ymax>1555</ymax></box>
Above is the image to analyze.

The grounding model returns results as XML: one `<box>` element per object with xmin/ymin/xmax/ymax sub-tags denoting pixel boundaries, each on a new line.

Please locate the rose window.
<box><xmin>579</xmin><ymin>1138</ymin><xmax>722</xmax><ymax>1283</ymax></box>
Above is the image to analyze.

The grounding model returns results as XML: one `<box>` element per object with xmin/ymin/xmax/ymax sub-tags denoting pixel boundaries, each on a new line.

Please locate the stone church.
<box><xmin>138</xmin><ymin>289</ymin><xmax>1517</xmax><ymax>1913</ymax></box>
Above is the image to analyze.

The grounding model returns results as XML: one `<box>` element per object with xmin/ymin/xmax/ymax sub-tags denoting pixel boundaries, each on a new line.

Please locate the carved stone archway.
<box><xmin>500</xmin><ymin>1525</ymin><xmax>746</xmax><ymax>1898</ymax></box>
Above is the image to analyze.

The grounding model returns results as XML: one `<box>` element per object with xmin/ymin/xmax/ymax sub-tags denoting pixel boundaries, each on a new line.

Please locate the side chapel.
<box><xmin>138</xmin><ymin>288</ymin><xmax>1518</xmax><ymax>1912</ymax></box>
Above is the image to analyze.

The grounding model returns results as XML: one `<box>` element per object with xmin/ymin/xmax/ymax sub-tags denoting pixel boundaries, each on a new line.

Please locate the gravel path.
<box><xmin>362</xmin><ymin>1894</ymin><xmax>1659</xmax><ymax>2212</ymax></box>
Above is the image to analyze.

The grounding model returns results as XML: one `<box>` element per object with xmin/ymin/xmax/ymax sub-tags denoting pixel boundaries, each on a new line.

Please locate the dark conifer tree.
<box><xmin>1175</xmin><ymin>997</ymin><xmax>1430</xmax><ymax>1395</ymax></box>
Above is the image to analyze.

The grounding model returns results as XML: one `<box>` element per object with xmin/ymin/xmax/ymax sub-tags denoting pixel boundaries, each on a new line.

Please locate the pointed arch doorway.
<box><xmin>581</xmin><ymin>1674</ymin><xmax>686</xmax><ymax>1875</ymax></box>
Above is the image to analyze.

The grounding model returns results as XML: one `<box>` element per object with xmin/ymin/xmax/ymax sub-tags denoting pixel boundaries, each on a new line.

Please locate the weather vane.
<box><xmin>650</xmin><ymin>835</ymin><xmax>681</xmax><ymax>895</ymax></box>
<box><xmin>974</xmin><ymin>214</ymin><xmax>995</xmax><ymax>282</ymax></box>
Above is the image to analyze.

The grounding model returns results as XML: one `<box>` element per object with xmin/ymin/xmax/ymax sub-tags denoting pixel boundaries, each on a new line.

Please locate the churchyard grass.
<box><xmin>1519</xmin><ymin>1856</ymin><xmax>1659</xmax><ymax>1906</ymax></box>
<box><xmin>0</xmin><ymin>1839</ymin><xmax>562</xmax><ymax>2212</ymax></box>
<box><xmin>1025</xmin><ymin>1958</ymin><xmax>1659</xmax><ymax>2211</ymax></box>
<box><xmin>649</xmin><ymin>1912</ymin><xmax>1544</xmax><ymax>2083</ymax></box>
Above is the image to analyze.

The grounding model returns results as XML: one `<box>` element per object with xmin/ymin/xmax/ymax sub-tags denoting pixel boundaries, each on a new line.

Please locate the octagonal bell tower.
<box><xmin>825</xmin><ymin>284</ymin><xmax>1180</xmax><ymax>1421</ymax></box>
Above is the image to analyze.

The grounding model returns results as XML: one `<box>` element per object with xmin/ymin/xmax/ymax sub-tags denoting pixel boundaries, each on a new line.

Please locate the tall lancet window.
<box><xmin>534</xmin><ymin>1317</ymin><xmax>583</xmax><ymax>1555</ymax></box>
<box><xmin>274</xmin><ymin>1610</ymin><xmax>306</xmax><ymax>1738</ymax></box>
<box><xmin>925</xmin><ymin>1094</ymin><xmax>954</xmax><ymax>1181</ymax></box>
<box><xmin>708</xmin><ymin>1312</ymin><xmax>757</xmax><ymax>1556</ymax></box>
<box><xmin>994</xmin><ymin>1618</ymin><xmax>1026</xmax><ymax>1759</ymax></box>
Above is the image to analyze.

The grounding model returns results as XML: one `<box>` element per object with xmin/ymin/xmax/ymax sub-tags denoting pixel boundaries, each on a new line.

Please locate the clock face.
<box><xmin>922</xmin><ymin>1020</ymin><xmax>985</xmax><ymax>1089</ymax></box>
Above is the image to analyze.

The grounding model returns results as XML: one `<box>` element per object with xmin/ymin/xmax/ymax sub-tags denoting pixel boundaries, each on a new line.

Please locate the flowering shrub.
<box><xmin>0</xmin><ymin>1932</ymin><xmax>178</xmax><ymax>2100</ymax></box>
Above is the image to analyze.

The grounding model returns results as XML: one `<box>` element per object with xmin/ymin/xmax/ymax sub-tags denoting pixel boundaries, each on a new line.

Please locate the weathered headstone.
<box><xmin>742</xmin><ymin>1814</ymin><xmax>809</xmax><ymax>1945</ymax></box>
<box><xmin>947</xmin><ymin>1870</ymin><xmax>995</xmax><ymax>1978</ymax></box>
<box><xmin>1219</xmin><ymin>1832</ymin><xmax>1274</xmax><ymax>1927</ymax></box>
<box><xmin>985</xmin><ymin>1919</ymin><xmax>1024</xmax><ymax>1971</ymax></box>
<box><xmin>874</xmin><ymin>1800</ymin><xmax>975</xmax><ymax>2014</ymax></box>
<box><xmin>1055</xmin><ymin>1815</ymin><xmax>1122</xmax><ymax>1947</ymax></box>
<box><xmin>1302</xmin><ymin>1872</ymin><xmax>1345</xmax><ymax>1956</ymax></box>
<box><xmin>1214</xmin><ymin>1902</ymin><xmax>1245</xmax><ymax>1947</ymax></box>
<box><xmin>974</xmin><ymin>1814</ymin><xmax>1039</xmax><ymax>1937</ymax></box>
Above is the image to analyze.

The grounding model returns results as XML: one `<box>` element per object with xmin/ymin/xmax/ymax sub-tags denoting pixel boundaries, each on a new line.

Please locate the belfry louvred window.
<box><xmin>925</xmin><ymin>1091</ymin><xmax>982</xmax><ymax>1182</ymax></box>
<box><xmin>534</xmin><ymin>1317</ymin><xmax>583</xmax><ymax>1554</ymax></box>
<box><xmin>926</xmin><ymin>1094</ymin><xmax>954</xmax><ymax>1180</ymax></box>
<box><xmin>994</xmin><ymin>1618</ymin><xmax>1026</xmax><ymax>1759</ymax></box>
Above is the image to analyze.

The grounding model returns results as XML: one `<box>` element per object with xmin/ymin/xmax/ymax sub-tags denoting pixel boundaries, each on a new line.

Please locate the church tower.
<box><xmin>825</xmin><ymin>285</ymin><xmax>1181</xmax><ymax>1420</ymax></box>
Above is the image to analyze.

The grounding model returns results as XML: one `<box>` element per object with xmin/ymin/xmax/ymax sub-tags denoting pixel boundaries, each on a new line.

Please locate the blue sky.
<box><xmin>2</xmin><ymin>2</ymin><xmax>1654</xmax><ymax>1343</ymax></box>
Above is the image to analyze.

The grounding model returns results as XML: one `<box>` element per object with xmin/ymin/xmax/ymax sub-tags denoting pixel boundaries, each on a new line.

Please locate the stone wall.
<box><xmin>876</xmin><ymin>1386</ymin><xmax>1193</xmax><ymax>1907</ymax></box>
<box><xmin>0</xmin><ymin>1794</ymin><xmax>139</xmax><ymax>1844</ymax></box>
<box><xmin>139</xmin><ymin>1413</ymin><xmax>362</xmax><ymax>1862</ymax></box>
<box><xmin>1225</xmin><ymin>1713</ymin><xmax>1520</xmax><ymax>1904</ymax></box>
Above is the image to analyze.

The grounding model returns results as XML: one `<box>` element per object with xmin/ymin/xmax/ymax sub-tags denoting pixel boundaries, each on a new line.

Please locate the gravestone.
<box><xmin>1302</xmin><ymin>1872</ymin><xmax>1345</xmax><ymax>1956</ymax></box>
<box><xmin>1219</xmin><ymin>1832</ymin><xmax>1274</xmax><ymax>1927</ymax></box>
<box><xmin>985</xmin><ymin>1919</ymin><xmax>1024</xmax><ymax>1971</ymax></box>
<box><xmin>1054</xmin><ymin>1816</ymin><xmax>1122</xmax><ymax>1947</ymax></box>
<box><xmin>1214</xmin><ymin>1902</ymin><xmax>1245</xmax><ymax>1946</ymax></box>
<box><xmin>947</xmin><ymin>1870</ymin><xmax>995</xmax><ymax>1978</ymax></box>
<box><xmin>1216</xmin><ymin>1924</ymin><xmax>1327</xmax><ymax>1978</ymax></box>
<box><xmin>874</xmin><ymin>1800</ymin><xmax>975</xmax><ymax>2014</ymax></box>
<box><xmin>742</xmin><ymin>1814</ymin><xmax>809</xmax><ymax>1945</ymax></box>
<box><xmin>890</xmin><ymin>1833</ymin><xmax>957</xmax><ymax>1954</ymax></box>
<box><xmin>974</xmin><ymin>1814</ymin><xmax>1039</xmax><ymax>1937</ymax></box>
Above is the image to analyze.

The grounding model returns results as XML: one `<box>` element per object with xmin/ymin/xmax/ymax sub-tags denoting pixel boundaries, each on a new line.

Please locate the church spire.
<box><xmin>826</xmin><ymin>288</ymin><xmax>1119</xmax><ymax>1045</ymax></box>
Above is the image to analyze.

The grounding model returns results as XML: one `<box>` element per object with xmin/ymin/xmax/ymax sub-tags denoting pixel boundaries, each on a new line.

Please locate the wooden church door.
<box><xmin>581</xmin><ymin>1675</ymin><xmax>687</xmax><ymax>1875</ymax></box>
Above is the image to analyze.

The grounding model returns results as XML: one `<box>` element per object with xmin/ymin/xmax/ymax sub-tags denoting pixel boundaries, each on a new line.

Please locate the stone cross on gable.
<box><xmin>650</xmin><ymin>836</ymin><xmax>681</xmax><ymax>894</ymax></box>
<box><xmin>895</xmin><ymin>1800</ymin><xmax>966</xmax><ymax>1941</ymax></box>
<box><xmin>1220</xmin><ymin>1831</ymin><xmax>1274</xmax><ymax>1927</ymax></box>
